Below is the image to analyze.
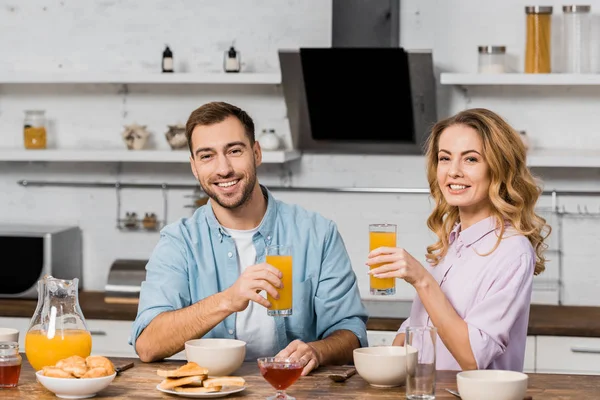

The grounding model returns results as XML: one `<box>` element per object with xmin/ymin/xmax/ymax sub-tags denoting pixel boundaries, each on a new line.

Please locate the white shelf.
<box><xmin>0</xmin><ymin>72</ymin><xmax>281</xmax><ymax>85</ymax></box>
<box><xmin>440</xmin><ymin>73</ymin><xmax>600</xmax><ymax>86</ymax></box>
<box><xmin>526</xmin><ymin>149</ymin><xmax>600</xmax><ymax>168</ymax></box>
<box><xmin>0</xmin><ymin>149</ymin><xmax>301</xmax><ymax>163</ymax></box>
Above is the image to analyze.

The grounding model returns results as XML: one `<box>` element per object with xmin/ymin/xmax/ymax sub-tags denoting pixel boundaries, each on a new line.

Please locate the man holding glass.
<box><xmin>130</xmin><ymin>101</ymin><xmax>368</xmax><ymax>375</ymax></box>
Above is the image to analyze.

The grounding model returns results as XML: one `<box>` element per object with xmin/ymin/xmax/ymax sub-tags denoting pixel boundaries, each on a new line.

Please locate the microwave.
<box><xmin>278</xmin><ymin>48</ymin><xmax>438</xmax><ymax>155</ymax></box>
<box><xmin>0</xmin><ymin>224</ymin><xmax>82</xmax><ymax>299</ymax></box>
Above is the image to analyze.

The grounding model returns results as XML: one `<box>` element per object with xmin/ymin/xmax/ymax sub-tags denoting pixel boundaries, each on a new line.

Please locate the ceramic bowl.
<box><xmin>36</xmin><ymin>370</ymin><xmax>116</xmax><ymax>399</ymax></box>
<box><xmin>457</xmin><ymin>370</ymin><xmax>528</xmax><ymax>400</ymax></box>
<box><xmin>184</xmin><ymin>338</ymin><xmax>246</xmax><ymax>376</ymax></box>
<box><xmin>165</xmin><ymin>125</ymin><xmax>188</xmax><ymax>150</ymax></box>
<box><xmin>353</xmin><ymin>345</ymin><xmax>417</xmax><ymax>387</ymax></box>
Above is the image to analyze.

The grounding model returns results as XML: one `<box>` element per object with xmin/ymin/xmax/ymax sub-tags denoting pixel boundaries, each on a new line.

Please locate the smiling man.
<box><xmin>130</xmin><ymin>101</ymin><xmax>368</xmax><ymax>375</ymax></box>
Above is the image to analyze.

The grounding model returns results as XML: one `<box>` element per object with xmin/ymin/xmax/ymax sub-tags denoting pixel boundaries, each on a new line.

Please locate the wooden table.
<box><xmin>4</xmin><ymin>356</ymin><xmax>600</xmax><ymax>399</ymax></box>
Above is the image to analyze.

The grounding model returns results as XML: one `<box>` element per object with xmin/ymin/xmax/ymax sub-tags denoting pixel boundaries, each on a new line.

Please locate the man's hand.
<box><xmin>276</xmin><ymin>340</ymin><xmax>321</xmax><ymax>376</ymax></box>
<box><xmin>224</xmin><ymin>262</ymin><xmax>283</xmax><ymax>312</ymax></box>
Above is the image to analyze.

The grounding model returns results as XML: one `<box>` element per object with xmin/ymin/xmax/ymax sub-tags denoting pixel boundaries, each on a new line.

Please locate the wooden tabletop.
<box><xmin>4</xmin><ymin>356</ymin><xmax>600</xmax><ymax>399</ymax></box>
<box><xmin>3</xmin><ymin>291</ymin><xmax>600</xmax><ymax>337</ymax></box>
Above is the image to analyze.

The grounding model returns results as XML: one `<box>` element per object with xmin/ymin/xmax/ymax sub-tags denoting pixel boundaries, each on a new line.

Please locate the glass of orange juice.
<box><xmin>369</xmin><ymin>224</ymin><xmax>397</xmax><ymax>295</ymax></box>
<box><xmin>266</xmin><ymin>245</ymin><xmax>293</xmax><ymax>317</ymax></box>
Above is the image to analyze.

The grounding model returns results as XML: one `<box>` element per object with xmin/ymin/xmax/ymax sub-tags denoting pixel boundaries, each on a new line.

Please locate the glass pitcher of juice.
<box><xmin>25</xmin><ymin>275</ymin><xmax>92</xmax><ymax>371</ymax></box>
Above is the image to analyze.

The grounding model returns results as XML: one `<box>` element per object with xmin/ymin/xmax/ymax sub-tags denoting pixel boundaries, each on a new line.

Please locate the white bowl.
<box><xmin>457</xmin><ymin>370</ymin><xmax>528</xmax><ymax>400</ymax></box>
<box><xmin>184</xmin><ymin>338</ymin><xmax>246</xmax><ymax>376</ymax></box>
<box><xmin>36</xmin><ymin>371</ymin><xmax>116</xmax><ymax>399</ymax></box>
<box><xmin>353</xmin><ymin>345</ymin><xmax>417</xmax><ymax>388</ymax></box>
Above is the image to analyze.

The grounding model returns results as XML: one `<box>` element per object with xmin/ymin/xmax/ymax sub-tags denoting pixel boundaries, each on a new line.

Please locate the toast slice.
<box><xmin>202</xmin><ymin>376</ymin><xmax>246</xmax><ymax>388</ymax></box>
<box><xmin>174</xmin><ymin>386</ymin><xmax>223</xmax><ymax>393</ymax></box>
<box><xmin>159</xmin><ymin>375</ymin><xmax>206</xmax><ymax>390</ymax></box>
<box><xmin>157</xmin><ymin>362</ymin><xmax>209</xmax><ymax>378</ymax></box>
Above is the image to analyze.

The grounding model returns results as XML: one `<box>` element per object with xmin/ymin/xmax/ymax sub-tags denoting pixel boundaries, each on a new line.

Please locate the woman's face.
<box><xmin>436</xmin><ymin>124</ymin><xmax>492</xmax><ymax>219</ymax></box>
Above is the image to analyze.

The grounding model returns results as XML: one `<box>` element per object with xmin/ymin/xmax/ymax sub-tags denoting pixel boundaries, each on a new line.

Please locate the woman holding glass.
<box><xmin>367</xmin><ymin>108</ymin><xmax>550</xmax><ymax>372</ymax></box>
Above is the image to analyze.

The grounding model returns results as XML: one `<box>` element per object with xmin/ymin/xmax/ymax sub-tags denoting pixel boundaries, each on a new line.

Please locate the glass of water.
<box><xmin>405</xmin><ymin>326</ymin><xmax>437</xmax><ymax>400</ymax></box>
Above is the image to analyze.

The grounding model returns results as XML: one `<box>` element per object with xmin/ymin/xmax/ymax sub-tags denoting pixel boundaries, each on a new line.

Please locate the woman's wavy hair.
<box><xmin>424</xmin><ymin>108</ymin><xmax>551</xmax><ymax>275</ymax></box>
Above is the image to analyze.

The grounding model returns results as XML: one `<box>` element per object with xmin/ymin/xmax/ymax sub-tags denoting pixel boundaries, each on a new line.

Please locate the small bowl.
<box><xmin>353</xmin><ymin>345</ymin><xmax>417</xmax><ymax>387</ymax></box>
<box><xmin>457</xmin><ymin>370</ymin><xmax>528</xmax><ymax>400</ymax></box>
<box><xmin>36</xmin><ymin>371</ymin><xmax>116</xmax><ymax>399</ymax></box>
<box><xmin>184</xmin><ymin>338</ymin><xmax>246</xmax><ymax>376</ymax></box>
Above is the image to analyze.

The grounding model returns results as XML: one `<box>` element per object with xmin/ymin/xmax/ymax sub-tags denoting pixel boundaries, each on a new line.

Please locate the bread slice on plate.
<box><xmin>159</xmin><ymin>375</ymin><xmax>206</xmax><ymax>390</ymax></box>
<box><xmin>157</xmin><ymin>362</ymin><xmax>209</xmax><ymax>378</ymax></box>
<box><xmin>202</xmin><ymin>376</ymin><xmax>246</xmax><ymax>388</ymax></box>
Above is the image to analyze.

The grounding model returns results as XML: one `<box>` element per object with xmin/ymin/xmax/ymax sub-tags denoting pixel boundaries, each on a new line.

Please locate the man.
<box><xmin>130</xmin><ymin>101</ymin><xmax>368</xmax><ymax>375</ymax></box>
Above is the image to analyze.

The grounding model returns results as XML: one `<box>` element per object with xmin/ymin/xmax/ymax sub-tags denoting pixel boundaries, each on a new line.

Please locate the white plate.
<box><xmin>155</xmin><ymin>384</ymin><xmax>246</xmax><ymax>398</ymax></box>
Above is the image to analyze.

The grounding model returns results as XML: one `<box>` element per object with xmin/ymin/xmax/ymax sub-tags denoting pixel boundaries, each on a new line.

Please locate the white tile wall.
<box><xmin>0</xmin><ymin>1</ymin><xmax>598</xmax><ymax>306</ymax></box>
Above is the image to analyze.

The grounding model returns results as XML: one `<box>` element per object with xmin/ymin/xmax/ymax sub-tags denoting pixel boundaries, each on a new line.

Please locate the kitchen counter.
<box><xmin>3</xmin><ymin>291</ymin><xmax>600</xmax><ymax>337</ymax></box>
<box><xmin>6</xmin><ymin>356</ymin><xmax>600</xmax><ymax>399</ymax></box>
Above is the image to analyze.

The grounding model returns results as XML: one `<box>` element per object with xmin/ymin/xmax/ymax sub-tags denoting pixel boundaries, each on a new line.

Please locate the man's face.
<box><xmin>189</xmin><ymin>116</ymin><xmax>261</xmax><ymax>210</ymax></box>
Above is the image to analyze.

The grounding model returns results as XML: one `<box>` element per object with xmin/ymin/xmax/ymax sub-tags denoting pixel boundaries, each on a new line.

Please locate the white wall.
<box><xmin>1</xmin><ymin>0</ymin><xmax>599</xmax><ymax>306</ymax></box>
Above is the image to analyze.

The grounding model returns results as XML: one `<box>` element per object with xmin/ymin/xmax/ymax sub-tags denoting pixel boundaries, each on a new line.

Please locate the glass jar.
<box><xmin>525</xmin><ymin>6</ymin><xmax>553</xmax><ymax>73</ymax></box>
<box><xmin>562</xmin><ymin>5</ymin><xmax>591</xmax><ymax>73</ymax></box>
<box><xmin>478</xmin><ymin>46</ymin><xmax>506</xmax><ymax>73</ymax></box>
<box><xmin>224</xmin><ymin>46</ymin><xmax>241</xmax><ymax>73</ymax></box>
<box><xmin>24</xmin><ymin>275</ymin><xmax>91</xmax><ymax>371</ymax></box>
<box><xmin>23</xmin><ymin>110</ymin><xmax>47</xmax><ymax>149</ymax></box>
<box><xmin>0</xmin><ymin>342</ymin><xmax>22</xmax><ymax>388</ymax></box>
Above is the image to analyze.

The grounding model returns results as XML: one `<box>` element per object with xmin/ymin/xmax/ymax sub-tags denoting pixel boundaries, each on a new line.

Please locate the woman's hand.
<box><xmin>366</xmin><ymin>247</ymin><xmax>430</xmax><ymax>289</ymax></box>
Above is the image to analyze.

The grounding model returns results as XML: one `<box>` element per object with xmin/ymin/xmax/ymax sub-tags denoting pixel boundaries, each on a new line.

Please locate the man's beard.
<box><xmin>200</xmin><ymin>168</ymin><xmax>257</xmax><ymax>210</ymax></box>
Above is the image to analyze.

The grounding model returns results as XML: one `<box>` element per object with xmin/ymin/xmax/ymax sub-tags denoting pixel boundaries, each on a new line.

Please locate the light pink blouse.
<box><xmin>399</xmin><ymin>216</ymin><xmax>535</xmax><ymax>372</ymax></box>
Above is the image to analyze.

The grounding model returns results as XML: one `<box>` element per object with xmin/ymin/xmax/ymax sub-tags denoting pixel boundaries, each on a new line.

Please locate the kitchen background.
<box><xmin>1</xmin><ymin>0</ymin><xmax>600</xmax><ymax>309</ymax></box>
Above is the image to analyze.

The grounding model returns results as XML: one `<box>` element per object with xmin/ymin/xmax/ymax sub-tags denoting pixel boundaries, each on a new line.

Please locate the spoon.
<box><xmin>328</xmin><ymin>367</ymin><xmax>357</xmax><ymax>382</ymax></box>
<box><xmin>445</xmin><ymin>388</ymin><xmax>532</xmax><ymax>400</ymax></box>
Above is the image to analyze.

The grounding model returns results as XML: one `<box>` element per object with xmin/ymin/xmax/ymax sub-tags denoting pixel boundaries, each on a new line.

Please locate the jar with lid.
<box><xmin>23</xmin><ymin>110</ymin><xmax>47</xmax><ymax>149</ymax></box>
<box><xmin>478</xmin><ymin>46</ymin><xmax>506</xmax><ymax>73</ymax></box>
<box><xmin>0</xmin><ymin>342</ymin><xmax>22</xmax><ymax>388</ymax></box>
<box><xmin>562</xmin><ymin>5</ymin><xmax>591</xmax><ymax>73</ymax></box>
<box><xmin>224</xmin><ymin>45</ymin><xmax>241</xmax><ymax>73</ymax></box>
<box><xmin>525</xmin><ymin>6</ymin><xmax>553</xmax><ymax>73</ymax></box>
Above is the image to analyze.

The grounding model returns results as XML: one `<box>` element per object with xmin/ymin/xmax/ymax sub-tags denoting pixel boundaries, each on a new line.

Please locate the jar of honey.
<box><xmin>23</xmin><ymin>110</ymin><xmax>47</xmax><ymax>149</ymax></box>
<box><xmin>0</xmin><ymin>342</ymin><xmax>22</xmax><ymax>388</ymax></box>
<box><xmin>525</xmin><ymin>6</ymin><xmax>553</xmax><ymax>73</ymax></box>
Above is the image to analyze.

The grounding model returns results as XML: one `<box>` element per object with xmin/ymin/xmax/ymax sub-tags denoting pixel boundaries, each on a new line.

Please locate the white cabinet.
<box><xmin>86</xmin><ymin>319</ymin><xmax>137</xmax><ymax>358</ymax></box>
<box><xmin>536</xmin><ymin>336</ymin><xmax>600</xmax><ymax>375</ymax></box>
<box><xmin>523</xmin><ymin>336</ymin><xmax>536</xmax><ymax>373</ymax></box>
<box><xmin>86</xmin><ymin>319</ymin><xmax>184</xmax><ymax>360</ymax></box>
<box><xmin>367</xmin><ymin>330</ymin><xmax>398</xmax><ymax>347</ymax></box>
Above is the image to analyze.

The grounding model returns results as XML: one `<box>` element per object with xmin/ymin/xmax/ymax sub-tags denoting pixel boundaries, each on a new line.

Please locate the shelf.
<box><xmin>1</xmin><ymin>148</ymin><xmax>595</xmax><ymax>168</ymax></box>
<box><xmin>440</xmin><ymin>73</ymin><xmax>600</xmax><ymax>86</ymax></box>
<box><xmin>0</xmin><ymin>149</ymin><xmax>301</xmax><ymax>164</ymax></box>
<box><xmin>526</xmin><ymin>149</ymin><xmax>600</xmax><ymax>168</ymax></box>
<box><xmin>0</xmin><ymin>72</ymin><xmax>281</xmax><ymax>85</ymax></box>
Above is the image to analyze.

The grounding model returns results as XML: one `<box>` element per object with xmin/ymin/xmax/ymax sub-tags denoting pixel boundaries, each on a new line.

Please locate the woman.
<box><xmin>367</xmin><ymin>108</ymin><xmax>550</xmax><ymax>372</ymax></box>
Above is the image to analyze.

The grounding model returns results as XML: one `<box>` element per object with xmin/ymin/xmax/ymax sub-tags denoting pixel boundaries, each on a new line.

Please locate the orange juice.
<box><xmin>370</xmin><ymin>231</ymin><xmax>396</xmax><ymax>292</ymax></box>
<box><xmin>266</xmin><ymin>255</ymin><xmax>293</xmax><ymax>315</ymax></box>
<box><xmin>25</xmin><ymin>329</ymin><xmax>92</xmax><ymax>371</ymax></box>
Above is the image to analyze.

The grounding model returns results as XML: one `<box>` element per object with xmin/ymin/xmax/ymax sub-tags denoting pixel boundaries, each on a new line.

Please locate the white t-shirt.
<box><xmin>222</xmin><ymin>226</ymin><xmax>278</xmax><ymax>360</ymax></box>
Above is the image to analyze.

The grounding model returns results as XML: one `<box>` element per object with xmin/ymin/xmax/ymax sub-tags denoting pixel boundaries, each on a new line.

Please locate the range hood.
<box><xmin>278</xmin><ymin>0</ymin><xmax>437</xmax><ymax>155</ymax></box>
<box><xmin>332</xmin><ymin>0</ymin><xmax>400</xmax><ymax>48</ymax></box>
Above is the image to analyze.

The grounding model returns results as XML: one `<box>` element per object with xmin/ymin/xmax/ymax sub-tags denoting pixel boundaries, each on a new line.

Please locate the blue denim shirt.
<box><xmin>129</xmin><ymin>186</ymin><xmax>369</xmax><ymax>355</ymax></box>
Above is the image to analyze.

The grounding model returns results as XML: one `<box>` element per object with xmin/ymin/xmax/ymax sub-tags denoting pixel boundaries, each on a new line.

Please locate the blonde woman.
<box><xmin>367</xmin><ymin>108</ymin><xmax>550</xmax><ymax>372</ymax></box>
